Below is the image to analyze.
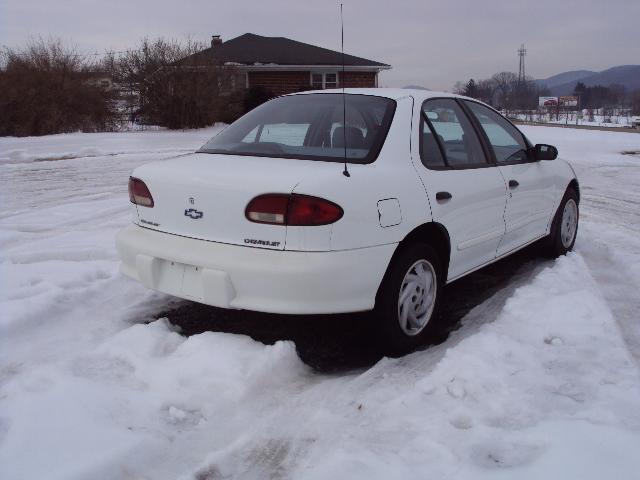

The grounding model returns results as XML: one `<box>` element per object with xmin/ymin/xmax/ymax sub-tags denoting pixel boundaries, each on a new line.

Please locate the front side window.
<box><xmin>465</xmin><ymin>101</ymin><xmax>530</xmax><ymax>163</ymax></box>
<box><xmin>421</xmin><ymin>99</ymin><xmax>487</xmax><ymax>168</ymax></box>
<box><xmin>199</xmin><ymin>94</ymin><xmax>396</xmax><ymax>163</ymax></box>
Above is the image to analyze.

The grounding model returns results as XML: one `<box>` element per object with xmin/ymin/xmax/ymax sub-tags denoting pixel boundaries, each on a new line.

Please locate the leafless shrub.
<box><xmin>0</xmin><ymin>38</ymin><xmax>117</xmax><ymax>137</ymax></box>
<box><xmin>106</xmin><ymin>37</ymin><xmax>243</xmax><ymax>129</ymax></box>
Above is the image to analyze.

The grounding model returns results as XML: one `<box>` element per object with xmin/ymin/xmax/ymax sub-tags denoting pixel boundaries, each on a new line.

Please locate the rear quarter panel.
<box><xmin>289</xmin><ymin>96</ymin><xmax>432</xmax><ymax>251</ymax></box>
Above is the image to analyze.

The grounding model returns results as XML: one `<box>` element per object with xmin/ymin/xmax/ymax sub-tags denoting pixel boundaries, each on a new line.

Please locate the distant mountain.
<box><xmin>536</xmin><ymin>70</ymin><xmax>595</xmax><ymax>89</ymax></box>
<box><xmin>403</xmin><ymin>85</ymin><xmax>430</xmax><ymax>90</ymax></box>
<box><xmin>537</xmin><ymin>65</ymin><xmax>640</xmax><ymax>96</ymax></box>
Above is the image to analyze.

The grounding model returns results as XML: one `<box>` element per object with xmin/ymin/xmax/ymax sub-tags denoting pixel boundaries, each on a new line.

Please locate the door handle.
<box><xmin>436</xmin><ymin>191</ymin><xmax>452</xmax><ymax>201</ymax></box>
<box><xmin>508</xmin><ymin>180</ymin><xmax>519</xmax><ymax>189</ymax></box>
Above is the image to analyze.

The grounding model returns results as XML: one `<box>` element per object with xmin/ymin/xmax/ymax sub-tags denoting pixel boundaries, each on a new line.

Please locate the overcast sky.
<box><xmin>1</xmin><ymin>0</ymin><xmax>638</xmax><ymax>90</ymax></box>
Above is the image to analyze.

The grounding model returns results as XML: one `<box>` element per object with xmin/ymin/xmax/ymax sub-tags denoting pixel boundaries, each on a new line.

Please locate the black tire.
<box><xmin>374</xmin><ymin>243</ymin><xmax>443</xmax><ymax>356</ymax></box>
<box><xmin>544</xmin><ymin>187</ymin><xmax>579</xmax><ymax>258</ymax></box>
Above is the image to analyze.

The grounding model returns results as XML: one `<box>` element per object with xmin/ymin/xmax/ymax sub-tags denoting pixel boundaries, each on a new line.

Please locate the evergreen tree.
<box><xmin>464</xmin><ymin>79</ymin><xmax>478</xmax><ymax>98</ymax></box>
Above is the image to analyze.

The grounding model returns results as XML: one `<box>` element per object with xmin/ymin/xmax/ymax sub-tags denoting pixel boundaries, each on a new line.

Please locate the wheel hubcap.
<box><xmin>397</xmin><ymin>259</ymin><xmax>437</xmax><ymax>336</ymax></box>
<box><xmin>560</xmin><ymin>199</ymin><xmax>578</xmax><ymax>248</ymax></box>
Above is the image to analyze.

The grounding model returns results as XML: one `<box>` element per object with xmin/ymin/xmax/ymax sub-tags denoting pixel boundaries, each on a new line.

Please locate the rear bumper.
<box><xmin>116</xmin><ymin>224</ymin><xmax>396</xmax><ymax>314</ymax></box>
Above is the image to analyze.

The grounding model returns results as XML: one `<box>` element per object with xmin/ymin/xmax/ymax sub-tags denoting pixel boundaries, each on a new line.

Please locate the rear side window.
<box><xmin>464</xmin><ymin>101</ymin><xmax>530</xmax><ymax>163</ymax></box>
<box><xmin>421</xmin><ymin>99</ymin><xmax>487</xmax><ymax>168</ymax></box>
<box><xmin>420</xmin><ymin>116</ymin><xmax>445</xmax><ymax>167</ymax></box>
<box><xmin>199</xmin><ymin>94</ymin><xmax>396</xmax><ymax>164</ymax></box>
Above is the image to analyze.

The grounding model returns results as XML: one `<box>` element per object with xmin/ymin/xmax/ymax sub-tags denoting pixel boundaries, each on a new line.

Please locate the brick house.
<box><xmin>183</xmin><ymin>33</ymin><xmax>391</xmax><ymax>96</ymax></box>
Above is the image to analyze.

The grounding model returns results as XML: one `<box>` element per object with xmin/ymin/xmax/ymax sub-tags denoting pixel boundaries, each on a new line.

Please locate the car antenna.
<box><xmin>340</xmin><ymin>3</ymin><xmax>350</xmax><ymax>178</ymax></box>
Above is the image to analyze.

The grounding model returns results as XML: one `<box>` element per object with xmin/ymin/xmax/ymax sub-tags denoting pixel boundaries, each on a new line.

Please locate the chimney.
<box><xmin>211</xmin><ymin>35</ymin><xmax>222</xmax><ymax>48</ymax></box>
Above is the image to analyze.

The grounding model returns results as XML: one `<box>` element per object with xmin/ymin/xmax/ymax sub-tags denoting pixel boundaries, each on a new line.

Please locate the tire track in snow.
<box><xmin>578</xmin><ymin>224</ymin><xmax>640</xmax><ymax>365</ymax></box>
<box><xmin>570</xmin><ymin>155</ymin><xmax>640</xmax><ymax>366</ymax></box>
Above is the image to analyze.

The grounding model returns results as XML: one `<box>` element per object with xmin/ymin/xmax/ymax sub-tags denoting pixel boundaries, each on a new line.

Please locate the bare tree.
<box><xmin>631</xmin><ymin>89</ymin><xmax>640</xmax><ymax>116</ymax></box>
<box><xmin>453</xmin><ymin>79</ymin><xmax>480</xmax><ymax>98</ymax></box>
<box><xmin>490</xmin><ymin>72</ymin><xmax>518</xmax><ymax>111</ymax></box>
<box><xmin>106</xmin><ymin>37</ymin><xmax>242</xmax><ymax>129</ymax></box>
<box><xmin>0</xmin><ymin>37</ymin><xmax>117</xmax><ymax>136</ymax></box>
<box><xmin>475</xmin><ymin>79</ymin><xmax>496</xmax><ymax>105</ymax></box>
<box><xmin>452</xmin><ymin>80</ymin><xmax>467</xmax><ymax>96</ymax></box>
<box><xmin>451</xmin><ymin>76</ymin><xmax>498</xmax><ymax>106</ymax></box>
<box><xmin>607</xmin><ymin>84</ymin><xmax>627</xmax><ymax>108</ymax></box>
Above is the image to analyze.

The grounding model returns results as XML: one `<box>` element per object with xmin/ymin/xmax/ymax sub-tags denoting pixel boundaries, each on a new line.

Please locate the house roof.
<box><xmin>183</xmin><ymin>33</ymin><xmax>390</xmax><ymax>69</ymax></box>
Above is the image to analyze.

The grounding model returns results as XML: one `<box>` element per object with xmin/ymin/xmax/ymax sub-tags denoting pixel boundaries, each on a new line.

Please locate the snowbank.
<box><xmin>1</xmin><ymin>126</ymin><xmax>640</xmax><ymax>479</ymax></box>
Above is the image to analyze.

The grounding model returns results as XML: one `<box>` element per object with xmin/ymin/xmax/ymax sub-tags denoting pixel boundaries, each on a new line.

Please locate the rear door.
<box><xmin>412</xmin><ymin>98</ymin><xmax>508</xmax><ymax>281</ymax></box>
<box><xmin>462</xmin><ymin>101</ymin><xmax>557</xmax><ymax>256</ymax></box>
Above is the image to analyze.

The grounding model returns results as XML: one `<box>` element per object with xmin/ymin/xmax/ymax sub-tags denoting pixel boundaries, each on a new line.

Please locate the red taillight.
<box><xmin>245</xmin><ymin>194</ymin><xmax>343</xmax><ymax>226</ymax></box>
<box><xmin>128</xmin><ymin>177</ymin><xmax>154</xmax><ymax>207</ymax></box>
<box><xmin>288</xmin><ymin>195</ymin><xmax>344</xmax><ymax>226</ymax></box>
<box><xmin>245</xmin><ymin>194</ymin><xmax>290</xmax><ymax>224</ymax></box>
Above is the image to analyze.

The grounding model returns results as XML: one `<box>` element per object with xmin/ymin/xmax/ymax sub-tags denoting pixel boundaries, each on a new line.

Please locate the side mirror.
<box><xmin>534</xmin><ymin>144</ymin><xmax>558</xmax><ymax>161</ymax></box>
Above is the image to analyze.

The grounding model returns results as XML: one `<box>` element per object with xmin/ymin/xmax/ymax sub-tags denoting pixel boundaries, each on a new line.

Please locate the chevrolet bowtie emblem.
<box><xmin>184</xmin><ymin>208</ymin><xmax>203</xmax><ymax>219</ymax></box>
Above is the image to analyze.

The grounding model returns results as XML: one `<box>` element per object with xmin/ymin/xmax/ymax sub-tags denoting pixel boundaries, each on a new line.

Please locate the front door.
<box><xmin>412</xmin><ymin>98</ymin><xmax>508</xmax><ymax>281</ymax></box>
<box><xmin>462</xmin><ymin>100</ymin><xmax>556</xmax><ymax>256</ymax></box>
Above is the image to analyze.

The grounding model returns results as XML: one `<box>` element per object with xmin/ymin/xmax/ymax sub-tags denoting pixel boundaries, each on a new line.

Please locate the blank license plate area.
<box><xmin>154</xmin><ymin>260</ymin><xmax>184</xmax><ymax>294</ymax></box>
<box><xmin>154</xmin><ymin>260</ymin><xmax>203</xmax><ymax>300</ymax></box>
<box><xmin>182</xmin><ymin>264</ymin><xmax>204</xmax><ymax>300</ymax></box>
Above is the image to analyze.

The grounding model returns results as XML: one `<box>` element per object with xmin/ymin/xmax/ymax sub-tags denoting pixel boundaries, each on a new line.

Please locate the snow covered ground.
<box><xmin>1</xmin><ymin>125</ymin><xmax>640</xmax><ymax>479</ymax></box>
<box><xmin>512</xmin><ymin>113</ymin><xmax>638</xmax><ymax>129</ymax></box>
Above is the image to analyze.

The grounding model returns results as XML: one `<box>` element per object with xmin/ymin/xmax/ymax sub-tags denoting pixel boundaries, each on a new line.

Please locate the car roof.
<box><xmin>290</xmin><ymin>87</ymin><xmax>473</xmax><ymax>103</ymax></box>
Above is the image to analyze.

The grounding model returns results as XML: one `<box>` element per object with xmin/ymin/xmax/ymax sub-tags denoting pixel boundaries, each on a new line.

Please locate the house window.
<box><xmin>311</xmin><ymin>73</ymin><xmax>323</xmax><ymax>89</ymax></box>
<box><xmin>324</xmin><ymin>73</ymin><xmax>337</xmax><ymax>89</ymax></box>
<box><xmin>231</xmin><ymin>74</ymin><xmax>246</xmax><ymax>90</ymax></box>
<box><xmin>311</xmin><ymin>72</ymin><xmax>339</xmax><ymax>89</ymax></box>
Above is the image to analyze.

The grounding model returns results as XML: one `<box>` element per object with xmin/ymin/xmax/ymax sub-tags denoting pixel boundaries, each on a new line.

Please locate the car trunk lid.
<box><xmin>131</xmin><ymin>153</ymin><xmax>335</xmax><ymax>250</ymax></box>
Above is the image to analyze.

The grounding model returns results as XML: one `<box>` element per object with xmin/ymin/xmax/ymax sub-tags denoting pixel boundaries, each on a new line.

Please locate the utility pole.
<box><xmin>517</xmin><ymin>44</ymin><xmax>526</xmax><ymax>84</ymax></box>
<box><xmin>517</xmin><ymin>44</ymin><xmax>527</xmax><ymax>112</ymax></box>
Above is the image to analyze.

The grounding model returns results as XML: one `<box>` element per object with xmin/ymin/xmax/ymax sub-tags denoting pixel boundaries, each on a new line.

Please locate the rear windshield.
<box><xmin>199</xmin><ymin>94</ymin><xmax>396</xmax><ymax>163</ymax></box>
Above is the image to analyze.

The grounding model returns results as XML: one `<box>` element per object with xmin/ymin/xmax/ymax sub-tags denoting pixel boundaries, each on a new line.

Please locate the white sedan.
<box><xmin>117</xmin><ymin>89</ymin><xmax>579</xmax><ymax>354</ymax></box>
